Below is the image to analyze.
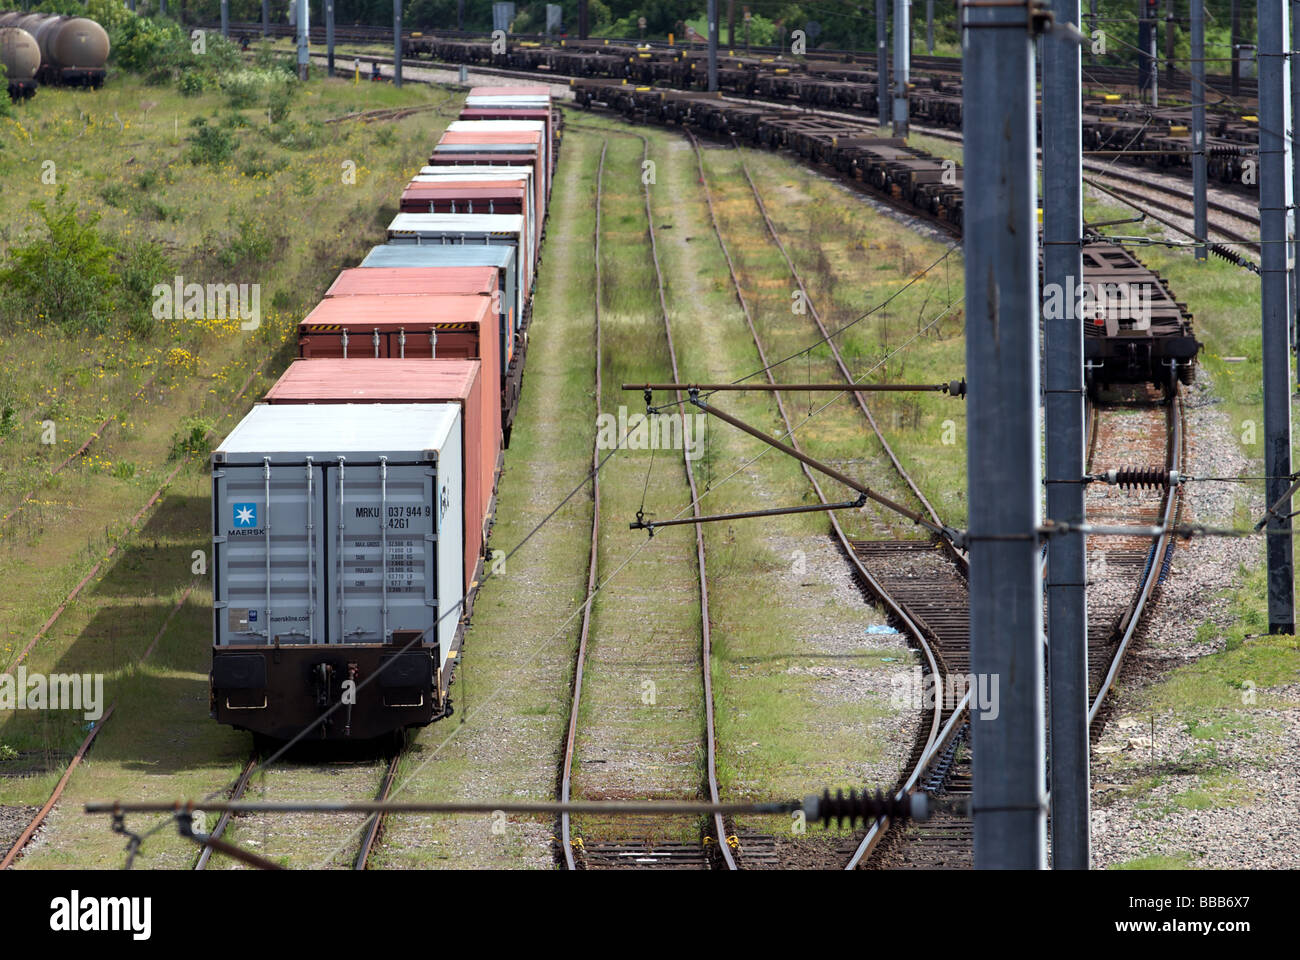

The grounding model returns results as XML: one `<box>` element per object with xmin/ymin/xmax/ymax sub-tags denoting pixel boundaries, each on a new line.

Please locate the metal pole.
<box><xmin>459</xmin><ymin>0</ymin><xmax>465</xmax><ymax>32</ymax></box>
<box><xmin>877</xmin><ymin>0</ymin><xmax>890</xmax><ymax>128</ymax></box>
<box><xmin>1043</xmin><ymin>0</ymin><xmax>1090</xmax><ymax>872</ymax></box>
<box><xmin>1232</xmin><ymin>0</ymin><xmax>1241</xmax><ymax>96</ymax></box>
<box><xmin>262</xmin><ymin>0</ymin><xmax>269</xmax><ymax>38</ymax></box>
<box><xmin>708</xmin><ymin>0</ymin><xmax>719</xmax><ymax>91</ymax></box>
<box><xmin>1090</xmin><ymin>0</ymin><xmax>1097</xmax><ymax>60</ymax></box>
<box><xmin>327</xmin><ymin>0</ymin><xmax>335</xmax><ymax>76</ymax></box>
<box><xmin>1192</xmin><ymin>0</ymin><xmax>1208</xmax><ymax>261</ymax></box>
<box><xmin>926</xmin><ymin>0</ymin><xmax>934</xmax><ymax>53</ymax></box>
<box><xmin>1166</xmin><ymin>0</ymin><xmax>1176</xmax><ymax>80</ymax></box>
<box><xmin>393</xmin><ymin>0</ymin><xmax>402</xmax><ymax>88</ymax></box>
<box><xmin>962</xmin><ymin>0</ymin><xmax>1046</xmax><ymax>869</ymax></box>
<box><xmin>728</xmin><ymin>0</ymin><xmax>736</xmax><ymax>47</ymax></box>
<box><xmin>220</xmin><ymin>0</ymin><xmax>228</xmax><ymax>37</ymax></box>
<box><xmin>1292</xmin><ymin>0</ymin><xmax>1300</xmax><ymax>330</ymax></box>
<box><xmin>1259</xmin><ymin>0</ymin><xmax>1296</xmax><ymax>633</ymax></box>
<box><xmin>893</xmin><ymin>0</ymin><xmax>910</xmax><ymax>137</ymax></box>
<box><xmin>577</xmin><ymin>0</ymin><xmax>587</xmax><ymax>39</ymax></box>
<box><xmin>296</xmin><ymin>0</ymin><xmax>307</xmax><ymax>81</ymax></box>
<box><xmin>1151</xmin><ymin>21</ymin><xmax>1159</xmax><ymax>106</ymax></box>
<box><xmin>159</xmin><ymin>0</ymin><xmax>166</xmax><ymax>18</ymax></box>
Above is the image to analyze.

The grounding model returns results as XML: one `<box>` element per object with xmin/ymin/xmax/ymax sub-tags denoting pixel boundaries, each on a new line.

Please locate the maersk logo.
<box><xmin>233</xmin><ymin>503</ymin><xmax>258</xmax><ymax>527</ymax></box>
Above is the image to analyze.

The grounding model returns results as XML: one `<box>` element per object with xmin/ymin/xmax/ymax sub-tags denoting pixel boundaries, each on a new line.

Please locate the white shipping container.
<box><xmin>386</xmin><ymin>212</ymin><xmax>530</xmax><ymax>296</ymax></box>
<box><xmin>414</xmin><ymin>164</ymin><xmax>540</xmax><ymax>233</ymax></box>
<box><xmin>211</xmin><ymin>404</ymin><xmax>465</xmax><ymax>675</ymax></box>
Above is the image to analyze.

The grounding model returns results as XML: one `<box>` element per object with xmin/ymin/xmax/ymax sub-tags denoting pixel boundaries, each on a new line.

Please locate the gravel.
<box><xmin>1088</xmin><ymin>373</ymin><xmax>1300</xmax><ymax>869</ymax></box>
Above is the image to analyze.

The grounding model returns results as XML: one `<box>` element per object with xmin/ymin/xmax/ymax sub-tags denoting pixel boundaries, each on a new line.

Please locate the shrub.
<box><xmin>187</xmin><ymin>118</ymin><xmax>237</xmax><ymax>166</ymax></box>
<box><xmin>239</xmin><ymin>147</ymin><xmax>288</xmax><ymax>178</ymax></box>
<box><xmin>218</xmin><ymin>217</ymin><xmax>274</xmax><ymax>270</ymax></box>
<box><xmin>177</xmin><ymin>71</ymin><xmax>208</xmax><ymax>97</ymax></box>
<box><xmin>111</xmin><ymin>15</ymin><xmax>188</xmax><ymax>75</ymax></box>
<box><xmin>119</xmin><ymin>237</ymin><xmax>173</xmax><ymax>315</ymax></box>
<box><xmin>0</xmin><ymin>186</ymin><xmax>118</xmax><ymax>334</ymax></box>
<box><xmin>266</xmin><ymin>81</ymin><xmax>294</xmax><ymax>125</ymax></box>
<box><xmin>219</xmin><ymin>68</ymin><xmax>293</xmax><ymax>110</ymax></box>
<box><xmin>168</xmin><ymin>417</ymin><xmax>214</xmax><ymax>461</ymax></box>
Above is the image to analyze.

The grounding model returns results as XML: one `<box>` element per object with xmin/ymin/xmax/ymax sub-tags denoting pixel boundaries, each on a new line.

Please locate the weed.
<box><xmin>186</xmin><ymin>119</ymin><xmax>237</xmax><ymax>167</ymax></box>
<box><xmin>168</xmin><ymin>417</ymin><xmax>215</xmax><ymax>461</ymax></box>
<box><xmin>0</xmin><ymin>186</ymin><xmax>118</xmax><ymax>334</ymax></box>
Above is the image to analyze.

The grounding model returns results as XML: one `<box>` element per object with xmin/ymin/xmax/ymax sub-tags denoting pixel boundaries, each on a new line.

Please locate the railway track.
<box><xmin>554</xmin><ymin>129</ymin><xmax>734</xmax><ymax>870</ymax></box>
<box><xmin>684</xmin><ymin>131</ymin><xmax>967</xmax><ymax>869</ymax></box>
<box><xmin>870</xmin><ymin>389</ymin><xmax>1184</xmax><ymax>868</ymax></box>
<box><xmin>191</xmin><ymin>744</ymin><xmax>404</xmax><ymax>870</ymax></box>
<box><xmin>331</xmin><ymin>44</ymin><xmax>1262</xmax><ymax>273</ymax></box>
<box><xmin>225</xmin><ymin>19</ymin><xmax>1257</xmax><ymax>100</ymax></box>
<box><xmin>556</xmin><ymin>138</ymin><xmax>606</xmax><ymax>870</ymax></box>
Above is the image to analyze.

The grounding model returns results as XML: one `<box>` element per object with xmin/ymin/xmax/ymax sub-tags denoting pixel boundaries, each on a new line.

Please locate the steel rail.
<box><xmin>733</xmin><ymin>144</ymin><xmax>948</xmax><ymax>532</ymax></box>
<box><xmin>1087</xmin><ymin>392</ymin><xmax>1183</xmax><ymax>727</ymax></box>
<box><xmin>638</xmin><ymin>133</ymin><xmax>737</xmax><ymax>871</ymax></box>
<box><xmin>354</xmin><ymin>749</ymin><xmax>402</xmax><ymax>869</ymax></box>
<box><xmin>558</xmin><ymin>138</ymin><xmax>608</xmax><ymax>871</ymax></box>
<box><xmin>0</xmin><ymin>704</ymin><xmax>117</xmax><ymax>870</ymax></box>
<box><xmin>687</xmin><ymin>132</ymin><xmax>950</xmax><ymax>870</ymax></box>
<box><xmin>194</xmin><ymin>754</ymin><xmax>258</xmax><ymax>870</ymax></box>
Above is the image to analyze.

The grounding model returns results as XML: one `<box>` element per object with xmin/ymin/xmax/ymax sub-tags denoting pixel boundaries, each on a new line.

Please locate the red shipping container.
<box><xmin>433</xmin><ymin>130</ymin><xmax>545</xmax><ymax>195</ymax></box>
<box><xmin>263</xmin><ymin>357</ymin><xmax>500</xmax><ymax>597</ymax></box>
<box><xmin>397</xmin><ymin>180</ymin><xmax>535</xmax><ymax>273</ymax></box>
<box><xmin>326</xmin><ymin>266</ymin><xmax>498</xmax><ymax>299</ymax></box>
<box><xmin>297</xmin><ymin>295</ymin><xmax>516</xmax><ymax>440</ymax></box>
<box><xmin>468</xmin><ymin>85</ymin><xmax>551</xmax><ymax>98</ymax></box>
<box><xmin>399</xmin><ymin>179</ymin><xmax>527</xmax><ymax>216</ymax></box>
<box><xmin>324</xmin><ymin>266</ymin><xmax>513</xmax><ymax>369</ymax></box>
<box><xmin>458</xmin><ymin>108</ymin><xmax>554</xmax><ymax>181</ymax></box>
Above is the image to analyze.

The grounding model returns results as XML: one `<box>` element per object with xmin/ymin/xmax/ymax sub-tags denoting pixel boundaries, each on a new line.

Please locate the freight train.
<box><xmin>406</xmin><ymin>36</ymin><xmax>1260</xmax><ymax>191</ymax></box>
<box><xmin>0</xmin><ymin>11</ymin><xmax>110</xmax><ymax>96</ymax></box>
<box><xmin>570</xmin><ymin>80</ymin><xmax>1199</xmax><ymax>393</ymax></box>
<box><xmin>210</xmin><ymin>86</ymin><xmax>557</xmax><ymax>742</ymax></box>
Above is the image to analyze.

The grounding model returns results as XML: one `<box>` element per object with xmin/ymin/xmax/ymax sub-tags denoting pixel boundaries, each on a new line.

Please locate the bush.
<box><xmin>177</xmin><ymin>71</ymin><xmax>208</xmax><ymax>97</ymax></box>
<box><xmin>187</xmin><ymin>118</ymin><xmax>237</xmax><ymax>166</ymax></box>
<box><xmin>239</xmin><ymin>147</ymin><xmax>288</xmax><ymax>178</ymax></box>
<box><xmin>119</xmin><ymin>238</ymin><xmax>173</xmax><ymax>317</ymax></box>
<box><xmin>84</xmin><ymin>0</ymin><xmax>133</xmax><ymax>32</ymax></box>
<box><xmin>0</xmin><ymin>187</ymin><xmax>118</xmax><ymax>334</ymax></box>
<box><xmin>0</xmin><ymin>62</ymin><xmax>10</xmax><ymax>120</ymax></box>
<box><xmin>218</xmin><ymin>217</ymin><xmax>274</xmax><ymax>269</ymax></box>
<box><xmin>111</xmin><ymin>15</ymin><xmax>188</xmax><ymax>75</ymax></box>
<box><xmin>168</xmin><ymin>417</ymin><xmax>214</xmax><ymax>461</ymax></box>
<box><xmin>219</xmin><ymin>68</ymin><xmax>293</xmax><ymax>110</ymax></box>
<box><xmin>266</xmin><ymin>81</ymin><xmax>294</xmax><ymax>125</ymax></box>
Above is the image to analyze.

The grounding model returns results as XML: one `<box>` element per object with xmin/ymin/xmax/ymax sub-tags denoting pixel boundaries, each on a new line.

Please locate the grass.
<box><xmin>1111</xmin><ymin>852</ymin><xmax>1196</xmax><ymax>869</ymax></box>
<box><xmin>371</xmin><ymin>118</ymin><xmax>603</xmax><ymax>868</ymax></box>
<box><xmin>0</xmin><ymin>72</ymin><xmax>466</xmax><ymax>867</ymax></box>
<box><xmin>563</xmin><ymin>112</ymin><xmax>947</xmax><ymax>848</ymax></box>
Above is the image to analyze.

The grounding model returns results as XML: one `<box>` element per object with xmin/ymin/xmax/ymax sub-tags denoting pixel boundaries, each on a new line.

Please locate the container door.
<box><xmin>214</xmin><ymin>459</ymin><xmax>327</xmax><ymax>646</ymax></box>
<box><xmin>323</xmin><ymin>459</ymin><xmax>438</xmax><ymax>646</ymax></box>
